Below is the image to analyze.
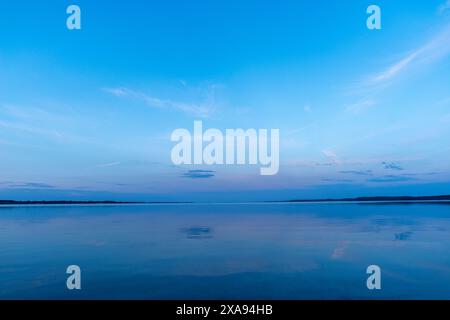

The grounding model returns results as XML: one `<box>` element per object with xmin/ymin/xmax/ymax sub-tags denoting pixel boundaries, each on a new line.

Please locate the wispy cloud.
<box><xmin>382</xmin><ymin>162</ymin><xmax>403</xmax><ymax>171</ymax></box>
<box><xmin>322</xmin><ymin>178</ymin><xmax>354</xmax><ymax>183</ymax></box>
<box><xmin>436</xmin><ymin>97</ymin><xmax>450</xmax><ymax>106</ymax></box>
<box><xmin>0</xmin><ymin>119</ymin><xmax>73</xmax><ymax>143</ymax></box>
<box><xmin>345</xmin><ymin>100</ymin><xmax>376</xmax><ymax>114</ymax></box>
<box><xmin>0</xmin><ymin>104</ymin><xmax>85</xmax><ymax>144</ymax></box>
<box><xmin>395</xmin><ymin>231</ymin><xmax>413</xmax><ymax>241</ymax></box>
<box><xmin>345</xmin><ymin>24</ymin><xmax>450</xmax><ymax>114</ymax></box>
<box><xmin>182</xmin><ymin>170</ymin><xmax>216</xmax><ymax>179</ymax></box>
<box><xmin>321</xmin><ymin>149</ymin><xmax>341</xmax><ymax>165</ymax></box>
<box><xmin>371</xmin><ymin>25</ymin><xmax>450</xmax><ymax>85</ymax></box>
<box><xmin>331</xmin><ymin>242</ymin><xmax>349</xmax><ymax>260</ymax></box>
<box><xmin>368</xmin><ymin>175</ymin><xmax>414</xmax><ymax>183</ymax></box>
<box><xmin>96</xmin><ymin>161</ymin><xmax>121</xmax><ymax>168</ymax></box>
<box><xmin>402</xmin><ymin>172</ymin><xmax>439</xmax><ymax>177</ymax></box>
<box><xmin>104</xmin><ymin>87</ymin><xmax>216</xmax><ymax>118</ymax></box>
<box><xmin>0</xmin><ymin>181</ymin><xmax>56</xmax><ymax>189</ymax></box>
<box><xmin>373</xmin><ymin>50</ymin><xmax>422</xmax><ymax>83</ymax></box>
<box><xmin>339</xmin><ymin>170</ymin><xmax>373</xmax><ymax>176</ymax></box>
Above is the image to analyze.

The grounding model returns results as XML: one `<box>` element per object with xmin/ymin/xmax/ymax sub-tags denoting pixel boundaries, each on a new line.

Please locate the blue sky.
<box><xmin>1</xmin><ymin>0</ymin><xmax>450</xmax><ymax>201</ymax></box>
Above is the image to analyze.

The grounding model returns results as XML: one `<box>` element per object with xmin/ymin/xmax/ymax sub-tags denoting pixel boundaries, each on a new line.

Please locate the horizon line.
<box><xmin>1</xmin><ymin>194</ymin><xmax>450</xmax><ymax>206</ymax></box>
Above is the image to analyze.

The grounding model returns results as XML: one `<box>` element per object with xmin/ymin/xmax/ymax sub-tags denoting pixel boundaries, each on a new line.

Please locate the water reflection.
<box><xmin>395</xmin><ymin>231</ymin><xmax>413</xmax><ymax>241</ymax></box>
<box><xmin>0</xmin><ymin>203</ymin><xmax>449</xmax><ymax>299</ymax></box>
<box><xmin>182</xmin><ymin>226</ymin><xmax>213</xmax><ymax>239</ymax></box>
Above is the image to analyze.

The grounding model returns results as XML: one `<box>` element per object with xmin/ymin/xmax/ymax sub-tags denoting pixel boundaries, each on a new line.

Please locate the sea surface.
<box><xmin>0</xmin><ymin>203</ymin><xmax>449</xmax><ymax>299</ymax></box>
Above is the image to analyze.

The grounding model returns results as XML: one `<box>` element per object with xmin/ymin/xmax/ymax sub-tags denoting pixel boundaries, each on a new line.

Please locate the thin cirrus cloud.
<box><xmin>345</xmin><ymin>22</ymin><xmax>450</xmax><ymax>113</ymax></box>
<box><xmin>321</xmin><ymin>149</ymin><xmax>341</xmax><ymax>165</ymax></box>
<box><xmin>103</xmin><ymin>87</ymin><xmax>214</xmax><ymax>118</ymax></box>
<box><xmin>0</xmin><ymin>104</ymin><xmax>87</xmax><ymax>144</ymax></box>
<box><xmin>345</xmin><ymin>100</ymin><xmax>376</xmax><ymax>114</ymax></box>
<box><xmin>96</xmin><ymin>161</ymin><xmax>121</xmax><ymax>168</ymax></box>
<box><xmin>372</xmin><ymin>49</ymin><xmax>422</xmax><ymax>83</ymax></box>
<box><xmin>371</xmin><ymin>24</ymin><xmax>450</xmax><ymax>85</ymax></box>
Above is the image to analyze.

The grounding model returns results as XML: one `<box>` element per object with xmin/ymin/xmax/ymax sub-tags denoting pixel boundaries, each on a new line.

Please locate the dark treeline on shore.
<box><xmin>281</xmin><ymin>195</ymin><xmax>450</xmax><ymax>203</ymax></box>
<box><xmin>0</xmin><ymin>200</ymin><xmax>140</xmax><ymax>205</ymax></box>
<box><xmin>1</xmin><ymin>195</ymin><xmax>450</xmax><ymax>205</ymax></box>
<box><xmin>0</xmin><ymin>200</ymin><xmax>192</xmax><ymax>205</ymax></box>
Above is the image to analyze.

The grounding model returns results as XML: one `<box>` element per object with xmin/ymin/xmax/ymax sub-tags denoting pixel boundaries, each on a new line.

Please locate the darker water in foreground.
<box><xmin>0</xmin><ymin>203</ymin><xmax>449</xmax><ymax>300</ymax></box>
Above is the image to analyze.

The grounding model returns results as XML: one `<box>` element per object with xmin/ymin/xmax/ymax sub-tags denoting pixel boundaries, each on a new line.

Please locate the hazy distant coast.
<box><xmin>0</xmin><ymin>200</ymin><xmax>192</xmax><ymax>205</ymax></box>
<box><xmin>280</xmin><ymin>195</ymin><xmax>450</xmax><ymax>203</ymax></box>
<box><xmin>1</xmin><ymin>195</ymin><xmax>450</xmax><ymax>205</ymax></box>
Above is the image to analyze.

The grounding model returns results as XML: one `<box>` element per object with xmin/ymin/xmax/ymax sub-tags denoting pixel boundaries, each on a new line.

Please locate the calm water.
<box><xmin>0</xmin><ymin>203</ymin><xmax>449</xmax><ymax>299</ymax></box>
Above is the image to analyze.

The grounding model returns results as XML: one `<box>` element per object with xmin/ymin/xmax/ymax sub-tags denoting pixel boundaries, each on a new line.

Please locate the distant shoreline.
<box><xmin>276</xmin><ymin>195</ymin><xmax>450</xmax><ymax>203</ymax></box>
<box><xmin>0</xmin><ymin>195</ymin><xmax>450</xmax><ymax>205</ymax></box>
<box><xmin>0</xmin><ymin>200</ymin><xmax>191</xmax><ymax>205</ymax></box>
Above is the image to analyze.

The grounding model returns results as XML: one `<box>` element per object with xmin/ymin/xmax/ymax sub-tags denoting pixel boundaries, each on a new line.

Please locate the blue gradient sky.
<box><xmin>1</xmin><ymin>0</ymin><xmax>450</xmax><ymax>201</ymax></box>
